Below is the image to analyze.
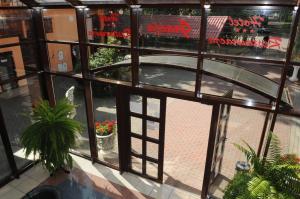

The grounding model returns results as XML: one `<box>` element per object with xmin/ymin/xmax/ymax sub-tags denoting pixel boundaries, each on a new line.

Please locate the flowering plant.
<box><xmin>95</xmin><ymin>120</ymin><xmax>116</xmax><ymax>136</ymax></box>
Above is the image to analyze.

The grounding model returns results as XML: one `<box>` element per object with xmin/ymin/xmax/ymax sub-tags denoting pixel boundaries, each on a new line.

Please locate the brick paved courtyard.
<box><xmin>162</xmin><ymin>98</ymin><xmax>291</xmax><ymax>198</ymax></box>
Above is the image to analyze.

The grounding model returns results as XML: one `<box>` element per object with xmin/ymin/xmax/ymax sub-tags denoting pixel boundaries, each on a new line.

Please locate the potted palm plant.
<box><xmin>21</xmin><ymin>99</ymin><xmax>83</xmax><ymax>175</ymax></box>
<box><xmin>224</xmin><ymin>133</ymin><xmax>300</xmax><ymax>199</ymax></box>
<box><xmin>95</xmin><ymin>120</ymin><xmax>116</xmax><ymax>152</ymax></box>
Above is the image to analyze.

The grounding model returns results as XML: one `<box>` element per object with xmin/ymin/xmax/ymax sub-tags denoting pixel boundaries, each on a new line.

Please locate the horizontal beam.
<box><xmin>65</xmin><ymin>0</ymin><xmax>83</xmax><ymax>6</ymax></box>
<box><xmin>19</xmin><ymin>0</ymin><xmax>39</xmax><ymax>8</ymax></box>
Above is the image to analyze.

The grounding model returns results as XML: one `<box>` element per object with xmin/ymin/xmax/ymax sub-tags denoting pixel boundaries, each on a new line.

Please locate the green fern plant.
<box><xmin>224</xmin><ymin>133</ymin><xmax>300</xmax><ymax>199</ymax></box>
<box><xmin>21</xmin><ymin>99</ymin><xmax>83</xmax><ymax>174</ymax></box>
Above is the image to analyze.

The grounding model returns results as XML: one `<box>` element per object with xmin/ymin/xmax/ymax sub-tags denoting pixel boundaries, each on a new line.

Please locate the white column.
<box><xmin>289</xmin><ymin>65</ymin><xmax>300</xmax><ymax>82</ymax></box>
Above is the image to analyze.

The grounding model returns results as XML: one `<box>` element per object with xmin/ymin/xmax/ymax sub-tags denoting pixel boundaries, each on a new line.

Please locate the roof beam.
<box><xmin>19</xmin><ymin>0</ymin><xmax>39</xmax><ymax>8</ymax></box>
<box><xmin>65</xmin><ymin>0</ymin><xmax>83</xmax><ymax>6</ymax></box>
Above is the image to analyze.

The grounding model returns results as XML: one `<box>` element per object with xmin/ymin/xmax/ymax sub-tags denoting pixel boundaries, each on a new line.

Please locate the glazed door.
<box><xmin>117</xmin><ymin>88</ymin><xmax>167</xmax><ymax>183</ymax></box>
<box><xmin>210</xmin><ymin>91</ymin><xmax>232</xmax><ymax>183</ymax></box>
<box><xmin>201</xmin><ymin>90</ymin><xmax>233</xmax><ymax>198</ymax></box>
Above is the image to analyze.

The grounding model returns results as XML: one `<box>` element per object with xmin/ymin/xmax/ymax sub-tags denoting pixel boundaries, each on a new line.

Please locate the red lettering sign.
<box><xmin>228</xmin><ymin>16</ymin><xmax>264</xmax><ymax>28</ymax></box>
<box><xmin>207</xmin><ymin>37</ymin><xmax>282</xmax><ymax>49</ymax></box>
<box><xmin>88</xmin><ymin>28</ymin><xmax>131</xmax><ymax>39</ymax></box>
<box><xmin>99</xmin><ymin>13</ymin><xmax>120</xmax><ymax>23</ymax></box>
<box><xmin>146</xmin><ymin>19</ymin><xmax>192</xmax><ymax>39</ymax></box>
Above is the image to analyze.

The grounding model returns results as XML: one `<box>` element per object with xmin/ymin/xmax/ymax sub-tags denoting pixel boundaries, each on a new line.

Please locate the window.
<box><xmin>206</xmin><ymin>6</ymin><xmax>294</xmax><ymax>60</ymax></box>
<box><xmin>44</xmin><ymin>17</ymin><xmax>53</xmax><ymax>33</ymax></box>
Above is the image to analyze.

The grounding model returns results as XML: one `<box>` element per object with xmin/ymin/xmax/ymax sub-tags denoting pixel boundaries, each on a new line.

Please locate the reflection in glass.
<box><xmin>43</xmin><ymin>9</ymin><xmax>78</xmax><ymax>42</ymax></box>
<box><xmin>89</xmin><ymin>46</ymin><xmax>131</xmax><ymax>81</ymax></box>
<box><xmin>0</xmin><ymin>10</ymin><xmax>35</xmax><ymax>41</ymax></box>
<box><xmin>140</xmin><ymin>8</ymin><xmax>201</xmax><ymax>51</ymax></box>
<box><xmin>47</xmin><ymin>44</ymin><xmax>81</xmax><ymax>74</ymax></box>
<box><xmin>207</xmin><ymin>6</ymin><xmax>293</xmax><ymax>60</ymax></box>
<box><xmin>139</xmin><ymin>54</ymin><xmax>196</xmax><ymax>92</ymax></box>
<box><xmin>146</xmin><ymin>161</ymin><xmax>158</xmax><ymax>178</ymax></box>
<box><xmin>92</xmin><ymin>82</ymin><xmax>119</xmax><ymax>167</ymax></box>
<box><xmin>147</xmin><ymin>121</ymin><xmax>159</xmax><ymax>140</ymax></box>
<box><xmin>52</xmin><ymin>76</ymin><xmax>89</xmax><ymax>156</ymax></box>
<box><xmin>131</xmin><ymin>137</ymin><xmax>142</xmax><ymax>155</ymax></box>
<box><xmin>0</xmin><ymin>76</ymin><xmax>41</xmax><ymax>169</ymax></box>
<box><xmin>147</xmin><ymin>142</ymin><xmax>158</xmax><ymax>159</ymax></box>
<box><xmin>0</xmin><ymin>138</ymin><xmax>12</xmax><ymax>181</ymax></box>
<box><xmin>147</xmin><ymin>98</ymin><xmax>160</xmax><ymax>118</ymax></box>
<box><xmin>131</xmin><ymin>156</ymin><xmax>142</xmax><ymax>173</ymax></box>
<box><xmin>130</xmin><ymin>95</ymin><xmax>142</xmax><ymax>114</ymax></box>
<box><xmin>292</xmin><ymin>18</ymin><xmax>300</xmax><ymax>62</ymax></box>
<box><xmin>131</xmin><ymin>116</ymin><xmax>142</xmax><ymax>135</ymax></box>
<box><xmin>86</xmin><ymin>8</ymin><xmax>131</xmax><ymax>45</ymax></box>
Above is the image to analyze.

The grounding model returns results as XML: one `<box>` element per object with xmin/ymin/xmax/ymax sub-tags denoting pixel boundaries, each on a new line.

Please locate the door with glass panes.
<box><xmin>117</xmin><ymin>88</ymin><xmax>166</xmax><ymax>182</ymax></box>
<box><xmin>210</xmin><ymin>92</ymin><xmax>232</xmax><ymax>184</ymax></box>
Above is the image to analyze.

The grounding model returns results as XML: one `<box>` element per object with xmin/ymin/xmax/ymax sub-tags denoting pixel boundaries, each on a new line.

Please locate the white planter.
<box><xmin>96</xmin><ymin>133</ymin><xmax>115</xmax><ymax>152</ymax></box>
<box><xmin>289</xmin><ymin>65</ymin><xmax>300</xmax><ymax>82</ymax></box>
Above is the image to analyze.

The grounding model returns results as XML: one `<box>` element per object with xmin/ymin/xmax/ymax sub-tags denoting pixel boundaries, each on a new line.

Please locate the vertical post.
<box><xmin>265</xmin><ymin>4</ymin><xmax>300</xmax><ymax>158</ymax></box>
<box><xmin>257</xmin><ymin>112</ymin><xmax>271</xmax><ymax>156</ymax></box>
<box><xmin>157</xmin><ymin>96</ymin><xmax>167</xmax><ymax>183</ymax></box>
<box><xmin>116</xmin><ymin>86</ymin><xmax>130</xmax><ymax>173</ymax></box>
<box><xmin>195</xmin><ymin>0</ymin><xmax>207</xmax><ymax>97</ymax></box>
<box><xmin>75</xmin><ymin>6</ymin><xmax>98</xmax><ymax>161</ymax></box>
<box><xmin>32</xmin><ymin>7</ymin><xmax>56</xmax><ymax>106</ymax></box>
<box><xmin>0</xmin><ymin>108</ymin><xmax>19</xmax><ymax>178</ymax></box>
<box><xmin>130</xmin><ymin>5</ymin><xmax>141</xmax><ymax>87</ymax></box>
<box><xmin>201</xmin><ymin>104</ymin><xmax>220</xmax><ymax>199</ymax></box>
<box><xmin>142</xmin><ymin>96</ymin><xmax>147</xmax><ymax>175</ymax></box>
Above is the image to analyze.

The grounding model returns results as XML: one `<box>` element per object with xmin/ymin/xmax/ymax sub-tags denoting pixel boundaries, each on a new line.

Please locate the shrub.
<box><xmin>224</xmin><ymin>133</ymin><xmax>300</xmax><ymax>199</ymax></box>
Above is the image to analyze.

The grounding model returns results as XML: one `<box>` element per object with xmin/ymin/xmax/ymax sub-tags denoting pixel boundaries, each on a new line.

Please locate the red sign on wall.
<box><xmin>88</xmin><ymin>13</ymin><xmax>283</xmax><ymax>50</ymax></box>
<box><xmin>207</xmin><ymin>15</ymin><xmax>283</xmax><ymax>49</ymax></box>
<box><xmin>146</xmin><ymin>19</ymin><xmax>192</xmax><ymax>39</ymax></box>
<box><xmin>88</xmin><ymin>13</ymin><xmax>193</xmax><ymax>39</ymax></box>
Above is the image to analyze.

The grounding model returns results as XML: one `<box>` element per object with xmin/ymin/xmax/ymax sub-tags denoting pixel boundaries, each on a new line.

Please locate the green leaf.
<box><xmin>21</xmin><ymin>99</ymin><xmax>83</xmax><ymax>174</ymax></box>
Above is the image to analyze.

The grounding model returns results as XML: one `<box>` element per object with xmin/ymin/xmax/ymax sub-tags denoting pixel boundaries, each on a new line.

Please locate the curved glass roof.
<box><xmin>114</xmin><ymin>55</ymin><xmax>293</xmax><ymax>108</ymax></box>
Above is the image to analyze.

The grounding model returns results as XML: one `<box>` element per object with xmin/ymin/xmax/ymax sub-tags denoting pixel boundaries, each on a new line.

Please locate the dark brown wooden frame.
<box><xmin>117</xmin><ymin>87</ymin><xmax>167</xmax><ymax>183</ymax></box>
<box><xmin>1</xmin><ymin>1</ymin><xmax>300</xmax><ymax>198</ymax></box>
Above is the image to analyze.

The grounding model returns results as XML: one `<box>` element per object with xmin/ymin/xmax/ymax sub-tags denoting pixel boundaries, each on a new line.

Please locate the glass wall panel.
<box><xmin>0</xmin><ymin>138</ymin><xmax>12</xmax><ymax>182</ymax></box>
<box><xmin>86</xmin><ymin>8</ymin><xmax>130</xmax><ymax>46</ymax></box>
<box><xmin>206</xmin><ymin>6</ymin><xmax>293</xmax><ymax>60</ymax></box>
<box><xmin>52</xmin><ymin>76</ymin><xmax>90</xmax><ymax>156</ymax></box>
<box><xmin>92</xmin><ymin>82</ymin><xmax>119</xmax><ymax>167</ymax></box>
<box><xmin>0</xmin><ymin>0</ymin><xmax>25</xmax><ymax>7</ymax></box>
<box><xmin>138</xmin><ymin>52</ymin><xmax>196</xmax><ymax>92</ymax></box>
<box><xmin>0</xmin><ymin>76</ymin><xmax>41</xmax><ymax>169</ymax></box>
<box><xmin>273</xmin><ymin>115</ymin><xmax>299</xmax><ymax>155</ymax></box>
<box><xmin>140</xmin><ymin>8</ymin><xmax>201</xmax><ymax>52</ymax></box>
<box><xmin>209</xmin><ymin>107</ymin><xmax>267</xmax><ymax>198</ymax></box>
<box><xmin>20</xmin><ymin>43</ymin><xmax>39</xmax><ymax>70</ymax></box>
<box><xmin>47</xmin><ymin>43</ymin><xmax>81</xmax><ymax>74</ymax></box>
<box><xmin>200</xmin><ymin>58</ymin><xmax>283</xmax><ymax>104</ymax></box>
<box><xmin>36</xmin><ymin>0</ymin><xmax>66</xmax><ymax>2</ymax></box>
<box><xmin>0</xmin><ymin>10</ymin><xmax>35</xmax><ymax>42</ymax></box>
<box><xmin>292</xmin><ymin>15</ymin><xmax>300</xmax><ymax>62</ymax></box>
<box><xmin>43</xmin><ymin>9</ymin><xmax>78</xmax><ymax>42</ymax></box>
<box><xmin>0</xmin><ymin>44</ymin><xmax>39</xmax><ymax>84</ymax></box>
<box><xmin>89</xmin><ymin>46</ymin><xmax>131</xmax><ymax>82</ymax></box>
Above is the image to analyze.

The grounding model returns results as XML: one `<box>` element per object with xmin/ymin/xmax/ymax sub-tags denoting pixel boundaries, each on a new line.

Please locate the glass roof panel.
<box><xmin>80</xmin><ymin>0</ymin><xmax>127</xmax><ymax>4</ymax></box>
<box><xmin>35</xmin><ymin>0</ymin><xmax>66</xmax><ymax>2</ymax></box>
<box><xmin>137</xmin><ymin>0</ymin><xmax>297</xmax><ymax>5</ymax></box>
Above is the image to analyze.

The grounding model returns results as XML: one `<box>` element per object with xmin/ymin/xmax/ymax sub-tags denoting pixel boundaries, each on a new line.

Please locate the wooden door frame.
<box><xmin>117</xmin><ymin>86</ymin><xmax>167</xmax><ymax>183</ymax></box>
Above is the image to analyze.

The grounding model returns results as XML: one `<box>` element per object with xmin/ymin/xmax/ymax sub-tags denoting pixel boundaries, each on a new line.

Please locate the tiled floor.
<box><xmin>0</xmin><ymin>154</ymin><xmax>201</xmax><ymax>199</ymax></box>
<box><xmin>0</xmin><ymin>164</ymin><xmax>49</xmax><ymax>199</ymax></box>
